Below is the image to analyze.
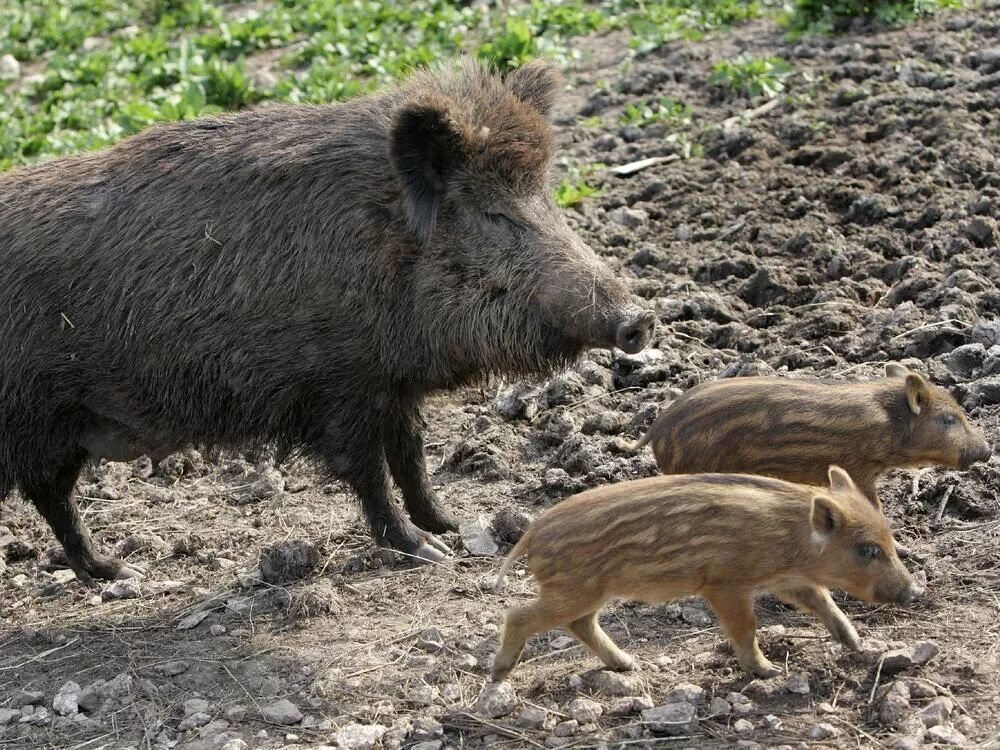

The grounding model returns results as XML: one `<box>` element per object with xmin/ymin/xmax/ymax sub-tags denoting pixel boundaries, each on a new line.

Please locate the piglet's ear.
<box><xmin>390</xmin><ymin>97</ymin><xmax>464</xmax><ymax>245</ymax></box>
<box><xmin>810</xmin><ymin>494</ymin><xmax>842</xmax><ymax>537</ymax></box>
<box><xmin>905</xmin><ymin>372</ymin><xmax>930</xmax><ymax>415</ymax></box>
<box><xmin>885</xmin><ymin>363</ymin><xmax>910</xmax><ymax>379</ymax></box>
<box><xmin>505</xmin><ymin>58</ymin><xmax>564</xmax><ymax>118</ymax></box>
<box><xmin>827</xmin><ymin>465</ymin><xmax>858</xmax><ymax>495</ymax></box>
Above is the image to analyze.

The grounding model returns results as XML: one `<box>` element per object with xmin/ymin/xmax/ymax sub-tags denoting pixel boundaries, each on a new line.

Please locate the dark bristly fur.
<box><xmin>0</xmin><ymin>58</ymin><xmax>656</xmax><ymax>585</ymax></box>
<box><xmin>626</xmin><ymin>364</ymin><xmax>991</xmax><ymax>504</ymax></box>
<box><xmin>492</xmin><ymin>467</ymin><xmax>920</xmax><ymax>681</ymax></box>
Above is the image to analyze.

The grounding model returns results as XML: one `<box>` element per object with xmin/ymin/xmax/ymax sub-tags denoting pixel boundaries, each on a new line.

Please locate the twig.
<box><xmin>721</xmin><ymin>95</ymin><xmax>782</xmax><ymax>129</ymax></box>
<box><xmin>0</xmin><ymin>637</ymin><xmax>80</xmax><ymax>672</ymax></box>
<box><xmin>935</xmin><ymin>485</ymin><xmax>956</xmax><ymax>525</ymax></box>
<box><xmin>450</xmin><ymin>710</ymin><xmax>547</xmax><ymax>749</ymax></box>
<box><xmin>868</xmin><ymin>654</ymin><xmax>886</xmax><ymax>705</ymax></box>
<box><xmin>889</xmin><ymin>319</ymin><xmax>969</xmax><ymax>341</ymax></box>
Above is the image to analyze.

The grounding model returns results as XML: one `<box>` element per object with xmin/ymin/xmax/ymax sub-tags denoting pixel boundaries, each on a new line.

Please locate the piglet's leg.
<box><xmin>703</xmin><ymin>588</ymin><xmax>780</xmax><ymax>678</ymax></box>
<box><xmin>493</xmin><ymin>599</ymin><xmax>584</xmax><ymax>681</ymax></box>
<box><xmin>775</xmin><ymin>585</ymin><xmax>861</xmax><ymax>651</ymax></box>
<box><xmin>565</xmin><ymin>611</ymin><xmax>635</xmax><ymax>672</ymax></box>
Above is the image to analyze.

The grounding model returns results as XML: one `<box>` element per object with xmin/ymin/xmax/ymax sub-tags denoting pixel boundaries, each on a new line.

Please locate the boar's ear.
<box><xmin>885</xmin><ymin>363</ymin><xmax>910</xmax><ymax>379</ymax></box>
<box><xmin>810</xmin><ymin>494</ymin><xmax>842</xmax><ymax>538</ymax></box>
<box><xmin>390</xmin><ymin>97</ymin><xmax>464</xmax><ymax>245</ymax></box>
<box><xmin>904</xmin><ymin>372</ymin><xmax>930</xmax><ymax>415</ymax></box>
<box><xmin>505</xmin><ymin>58</ymin><xmax>564</xmax><ymax>118</ymax></box>
<box><xmin>827</xmin><ymin>465</ymin><xmax>858</xmax><ymax>495</ymax></box>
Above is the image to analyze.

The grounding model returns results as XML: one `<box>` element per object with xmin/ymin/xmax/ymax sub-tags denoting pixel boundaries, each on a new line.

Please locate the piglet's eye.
<box><xmin>940</xmin><ymin>414</ymin><xmax>958</xmax><ymax>427</ymax></box>
<box><xmin>856</xmin><ymin>544</ymin><xmax>882</xmax><ymax>561</ymax></box>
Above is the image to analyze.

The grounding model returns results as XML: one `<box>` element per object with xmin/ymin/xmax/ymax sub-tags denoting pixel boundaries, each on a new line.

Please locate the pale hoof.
<box><xmin>749</xmin><ymin>660</ymin><xmax>782</xmax><ymax>679</ymax></box>
<box><xmin>117</xmin><ymin>564</ymin><xmax>146</xmax><ymax>580</ymax></box>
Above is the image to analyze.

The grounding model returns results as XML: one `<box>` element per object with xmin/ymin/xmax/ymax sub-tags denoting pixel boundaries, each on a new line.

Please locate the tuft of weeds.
<box><xmin>782</xmin><ymin>0</ymin><xmax>962</xmax><ymax>36</ymax></box>
<box><xmin>619</xmin><ymin>96</ymin><xmax>692</xmax><ymax>127</ymax></box>
<box><xmin>555</xmin><ymin>163</ymin><xmax>605</xmax><ymax>209</ymax></box>
<box><xmin>708</xmin><ymin>56</ymin><xmax>794</xmax><ymax>99</ymax></box>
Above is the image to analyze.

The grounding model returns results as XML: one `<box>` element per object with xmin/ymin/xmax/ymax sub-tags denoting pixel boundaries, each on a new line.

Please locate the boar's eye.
<box><xmin>484</xmin><ymin>211</ymin><xmax>521</xmax><ymax>230</ymax></box>
<box><xmin>939</xmin><ymin>413</ymin><xmax>958</xmax><ymax>427</ymax></box>
<box><xmin>855</xmin><ymin>543</ymin><xmax>883</xmax><ymax>562</ymax></box>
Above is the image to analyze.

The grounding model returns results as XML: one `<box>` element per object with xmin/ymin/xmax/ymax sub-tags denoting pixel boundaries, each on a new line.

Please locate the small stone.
<box><xmin>21</xmin><ymin>707</ymin><xmax>49</xmax><ymax>725</ymax></box>
<box><xmin>460</xmin><ymin>515</ymin><xmax>499</xmax><ymax>556</ymax></box>
<box><xmin>734</xmin><ymin>718</ymin><xmax>754</xmax><ymax>734</ymax></box>
<box><xmin>210</xmin><ymin>624</ymin><xmax>227</xmax><ymax>636</ymax></box>
<box><xmin>903</xmin><ymin>679</ymin><xmax>936</xmax><ymax>699</ymax></box>
<box><xmin>416</xmin><ymin>627</ymin><xmax>445</xmax><ymax>653</ymax></box>
<box><xmin>494</xmin><ymin>383</ymin><xmax>539</xmax><ymax>421</ymax></box>
<box><xmin>53</xmin><ymin>681</ymin><xmax>81</xmax><ymax>716</ymax></box>
<box><xmin>681</xmin><ymin>605</ymin><xmax>712</xmax><ymax>626</ymax></box>
<box><xmin>708</xmin><ymin>697</ymin><xmax>731</xmax><ymax>716</ymax></box>
<box><xmin>16</xmin><ymin>690</ymin><xmax>45</xmax><ymax>707</ymax></box>
<box><xmin>911</xmin><ymin>640</ymin><xmax>940</xmax><ymax>665</ymax></box>
<box><xmin>211</xmin><ymin>557</ymin><xmax>236</xmax><ymax>571</ymax></box>
<box><xmin>954</xmin><ymin>715</ymin><xmax>976</xmax><ymax>735</ymax></box>
<box><xmin>586</xmin><ymin>669</ymin><xmax>643</xmax><ymax>696</ymax></box>
<box><xmin>475</xmin><ymin>682</ymin><xmax>517</xmax><ymax>718</ymax></box>
<box><xmin>261</xmin><ymin>698</ymin><xmax>303</xmax><ymax>725</ymax></box>
<box><xmin>962</xmin><ymin>217</ymin><xmax>997</xmax><ymax>248</ymax></box>
<box><xmin>184</xmin><ymin>698</ymin><xmax>210</xmax><ymax>716</ymax></box>
<box><xmin>179</xmin><ymin>711</ymin><xmax>212</xmax><ymax>730</ymax></box>
<box><xmin>553</xmin><ymin>719</ymin><xmax>578</xmax><ymax>737</ymax></box>
<box><xmin>665</xmin><ymin>683</ymin><xmax>704</xmax><ymax>705</ymax></box>
<box><xmin>817</xmin><ymin>701</ymin><xmax>837</xmax><ymax>714</ymax></box>
<box><xmin>549</xmin><ymin>635</ymin><xmax>576</xmax><ymax>650</ymax></box>
<box><xmin>726</xmin><ymin>692</ymin><xmax>754</xmax><ymax>714</ymax></box>
<box><xmin>0</xmin><ymin>54</ymin><xmax>20</xmax><ymax>80</ymax></box>
<box><xmin>608</xmin><ymin>207</ymin><xmax>648</xmax><ymax>229</ymax></box>
<box><xmin>220</xmin><ymin>740</ymin><xmax>249</xmax><ymax>750</ymax></box>
<box><xmin>566</xmin><ymin>697</ymin><xmax>603</xmax><ymax>723</ymax></box>
<box><xmin>334</xmin><ymin>723</ymin><xmax>389</xmax><ymax>750</ymax></box>
<box><xmin>881</xmin><ymin>648</ymin><xmax>915</xmax><ymax>673</ymax></box>
<box><xmin>101</xmin><ymin>579</ymin><xmax>142</xmax><ymax>600</ymax></box>
<box><xmin>0</xmin><ymin>708</ymin><xmax>20</xmax><ymax>725</ymax></box>
<box><xmin>544</xmin><ymin>738</ymin><xmax>573</xmax><ymax>749</ymax></box>
<box><xmin>410</xmin><ymin>742</ymin><xmax>443</xmax><ymax>750</ymax></box>
<box><xmin>607</xmin><ymin>698</ymin><xmax>639</xmax><ymax>717</ymax></box>
<box><xmin>515</xmin><ymin>706</ymin><xmax>548</xmax><ymax>729</ymax></box>
<box><xmin>762</xmin><ymin>715</ymin><xmax>782</xmax><ymax>729</ymax></box>
<box><xmin>860</xmin><ymin>638</ymin><xmax>890</xmax><ymax>662</ymax></box>
<box><xmin>877</xmin><ymin>681</ymin><xmax>911</xmax><ymax>727</ymax></box>
<box><xmin>810</xmin><ymin>722</ymin><xmax>839</xmax><ymax>739</ymax></box>
<box><xmin>177</xmin><ymin>611</ymin><xmax>212</xmax><ymax>630</ymax></box>
<box><xmin>641</xmin><ymin>702</ymin><xmax>698</xmax><ymax>735</ymax></box>
<box><xmin>224</xmin><ymin>706</ymin><xmax>247</xmax><ymax>722</ymax></box>
<box><xmin>786</xmin><ymin>673</ymin><xmax>810</xmax><ymax>695</ymax></box>
<box><xmin>919</xmin><ymin>696</ymin><xmax>954</xmax><ymax>728</ymax></box>
<box><xmin>926</xmin><ymin>725</ymin><xmax>967</xmax><ymax>745</ymax></box>
<box><xmin>156</xmin><ymin>660</ymin><xmax>190</xmax><ymax>677</ymax></box>
<box><xmin>455</xmin><ymin>653</ymin><xmax>477</xmax><ymax>670</ymax></box>
<box><xmin>889</xmin><ymin>737</ymin><xmax>921</xmax><ymax>750</ymax></box>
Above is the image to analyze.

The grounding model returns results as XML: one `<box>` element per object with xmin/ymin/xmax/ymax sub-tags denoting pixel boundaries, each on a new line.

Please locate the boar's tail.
<box><xmin>494</xmin><ymin>529</ymin><xmax>533</xmax><ymax>592</ymax></box>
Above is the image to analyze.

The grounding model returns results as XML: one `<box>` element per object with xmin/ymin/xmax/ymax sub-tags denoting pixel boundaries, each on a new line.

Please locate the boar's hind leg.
<box><xmin>565</xmin><ymin>611</ymin><xmax>635</xmax><ymax>671</ymax></box>
<box><xmin>493</xmin><ymin>599</ymin><xmax>588</xmax><ymax>681</ymax></box>
<box><xmin>775</xmin><ymin>585</ymin><xmax>861</xmax><ymax>651</ymax></box>
<box><xmin>384</xmin><ymin>404</ymin><xmax>458</xmax><ymax>534</ymax></box>
<box><xmin>18</xmin><ymin>449</ymin><xmax>138</xmax><ymax>586</ymax></box>
<box><xmin>703</xmin><ymin>587</ymin><xmax>781</xmax><ymax>678</ymax></box>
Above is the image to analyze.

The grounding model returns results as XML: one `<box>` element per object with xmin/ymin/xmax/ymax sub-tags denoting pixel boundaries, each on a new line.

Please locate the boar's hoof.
<box><xmin>748</xmin><ymin>659</ymin><xmax>782</xmax><ymax>679</ymax></box>
<box><xmin>379</xmin><ymin>535</ymin><xmax>451</xmax><ymax>566</ymax></box>
<box><xmin>409</xmin><ymin>507</ymin><xmax>461</xmax><ymax>535</ymax></box>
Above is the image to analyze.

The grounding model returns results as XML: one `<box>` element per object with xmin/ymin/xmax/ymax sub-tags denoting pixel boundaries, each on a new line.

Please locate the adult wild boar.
<box><xmin>0</xmin><ymin>58</ymin><xmax>655</xmax><ymax>585</ymax></box>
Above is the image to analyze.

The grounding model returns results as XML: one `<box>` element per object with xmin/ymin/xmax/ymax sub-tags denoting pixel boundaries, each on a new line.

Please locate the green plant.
<box><xmin>708</xmin><ymin>56</ymin><xmax>794</xmax><ymax>99</ymax></box>
<box><xmin>477</xmin><ymin>16</ymin><xmax>537</xmax><ymax>71</ymax></box>
<box><xmin>555</xmin><ymin>164</ymin><xmax>605</xmax><ymax>208</ymax></box>
<box><xmin>783</xmin><ymin>0</ymin><xmax>961</xmax><ymax>35</ymax></box>
<box><xmin>620</xmin><ymin>96</ymin><xmax>692</xmax><ymax>127</ymax></box>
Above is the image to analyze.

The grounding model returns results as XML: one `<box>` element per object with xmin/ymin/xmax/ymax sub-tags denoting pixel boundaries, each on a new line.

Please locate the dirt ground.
<box><xmin>2</xmin><ymin>4</ymin><xmax>1000</xmax><ymax>750</ymax></box>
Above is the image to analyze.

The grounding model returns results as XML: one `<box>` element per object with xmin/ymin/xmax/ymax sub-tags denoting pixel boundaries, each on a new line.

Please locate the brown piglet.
<box><xmin>492</xmin><ymin>467</ymin><xmax>920</xmax><ymax>681</ymax></box>
<box><xmin>624</xmin><ymin>364</ymin><xmax>991</xmax><ymax>507</ymax></box>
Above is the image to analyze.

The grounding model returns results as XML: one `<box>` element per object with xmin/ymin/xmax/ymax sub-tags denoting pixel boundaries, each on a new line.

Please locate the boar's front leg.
<box><xmin>774</xmin><ymin>585</ymin><xmax>861</xmax><ymax>651</ymax></box>
<box><xmin>18</xmin><ymin>448</ymin><xmax>141</xmax><ymax>586</ymax></box>
<box><xmin>315</xmin><ymin>420</ymin><xmax>449</xmax><ymax>564</ymax></box>
<box><xmin>703</xmin><ymin>587</ymin><xmax>781</xmax><ymax>678</ymax></box>
<box><xmin>383</xmin><ymin>400</ymin><xmax>459</xmax><ymax>534</ymax></box>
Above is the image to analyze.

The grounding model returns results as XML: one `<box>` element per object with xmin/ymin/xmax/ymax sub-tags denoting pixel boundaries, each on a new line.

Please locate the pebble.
<box><xmin>762</xmin><ymin>715</ymin><xmax>782</xmax><ymax>729</ymax></box>
<box><xmin>641</xmin><ymin>702</ymin><xmax>698</xmax><ymax>735</ymax></box>
<box><xmin>608</xmin><ymin>207</ymin><xmax>649</xmax><ymax>229</ymax></box>
<box><xmin>607</xmin><ymin>697</ymin><xmax>640</xmax><ymax>717</ymax></box>
<box><xmin>681</xmin><ymin>605</ymin><xmax>712</xmax><ymax>626</ymax></box>
<box><xmin>156</xmin><ymin>660</ymin><xmax>190</xmax><ymax>677</ymax></box>
<box><xmin>0</xmin><ymin>708</ymin><xmax>20</xmax><ymax>725</ymax></box>
<box><xmin>259</xmin><ymin>539</ymin><xmax>318</xmax><ymax>584</ymax></box>
<box><xmin>708</xmin><ymin>697</ymin><xmax>731</xmax><ymax>716</ymax></box>
<box><xmin>460</xmin><ymin>516</ymin><xmax>499</xmax><ymax>556</ymax></box>
<box><xmin>416</xmin><ymin>627</ymin><xmax>445</xmax><ymax>653</ymax></box>
<box><xmin>224</xmin><ymin>705</ymin><xmax>247</xmax><ymax>722</ymax></box>
<box><xmin>809</xmin><ymin>722</ymin><xmax>839</xmax><ymax>739</ymax></box>
<box><xmin>21</xmin><ymin>707</ymin><xmax>49</xmax><ymax>725</ymax></box>
<box><xmin>549</xmin><ymin>635</ymin><xmax>576</xmax><ymax>650</ymax></box>
<box><xmin>926</xmin><ymin>725</ymin><xmax>967</xmax><ymax>745</ymax></box>
<box><xmin>566</xmin><ymin>697</ymin><xmax>603</xmax><ymax>723</ymax></box>
<box><xmin>16</xmin><ymin>690</ymin><xmax>45</xmax><ymax>706</ymax></box>
<box><xmin>786</xmin><ymin>673</ymin><xmax>810</xmax><ymax>695</ymax></box>
<box><xmin>0</xmin><ymin>54</ymin><xmax>20</xmax><ymax>80</ymax></box>
<box><xmin>881</xmin><ymin>647</ymin><xmax>915</xmax><ymax>672</ymax></box>
<box><xmin>954</xmin><ymin>715</ymin><xmax>976</xmax><ymax>735</ymax></box>
<box><xmin>494</xmin><ymin>383</ymin><xmax>539</xmax><ymax>421</ymax></box>
<box><xmin>515</xmin><ymin>706</ymin><xmax>548</xmax><ymax>729</ymax></box>
<box><xmin>665</xmin><ymin>683</ymin><xmax>704</xmax><ymax>705</ymax></box>
<box><xmin>333</xmin><ymin>723</ymin><xmax>388</xmax><ymax>750</ymax></box>
<box><xmin>734</xmin><ymin>718</ymin><xmax>754</xmax><ymax>734</ymax></box>
<box><xmin>919</xmin><ymin>696</ymin><xmax>954</xmax><ymax>728</ymax></box>
<box><xmin>53</xmin><ymin>681</ymin><xmax>81</xmax><ymax>716</ymax></box>
<box><xmin>726</xmin><ymin>692</ymin><xmax>754</xmax><ymax>714</ymax></box>
<box><xmin>911</xmin><ymin>640</ymin><xmax>940</xmax><ymax>665</ymax></box>
<box><xmin>889</xmin><ymin>737</ymin><xmax>921</xmax><ymax>750</ymax></box>
<box><xmin>878</xmin><ymin>681</ymin><xmax>911</xmax><ymax>727</ymax></box>
<box><xmin>553</xmin><ymin>719</ymin><xmax>578</xmax><ymax>737</ymax></box>
<box><xmin>474</xmin><ymin>682</ymin><xmax>517</xmax><ymax>718</ymax></box>
<box><xmin>410</xmin><ymin>742</ymin><xmax>443</xmax><ymax>750</ymax></box>
<box><xmin>210</xmin><ymin>624</ymin><xmax>227</xmax><ymax>636</ymax></box>
<box><xmin>220</xmin><ymin>740</ymin><xmax>249</xmax><ymax>750</ymax></box>
<box><xmin>179</xmin><ymin>711</ymin><xmax>212</xmax><ymax>730</ymax></box>
<box><xmin>455</xmin><ymin>654</ymin><xmax>478</xmax><ymax>670</ymax></box>
<box><xmin>185</xmin><ymin>698</ymin><xmax>211</xmax><ymax>716</ymax></box>
<box><xmin>410</xmin><ymin>716</ymin><xmax>443</xmax><ymax>740</ymax></box>
<box><xmin>261</xmin><ymin>699</ymin><xmax>303</xmax><ymax>725</ymax></box>
<box><xmin>586</xmin><ymin>669</ymin><xmax>643</xmax><ymax>696</ymax></box>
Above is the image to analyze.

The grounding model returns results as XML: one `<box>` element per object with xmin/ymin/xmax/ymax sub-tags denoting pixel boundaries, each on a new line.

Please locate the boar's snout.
<box><xmin>959</xmin><ymin>438</ymin><xmax>992</xmax><ymax>470</ymax></box>
<box><xmin>615</xmin><ymin>309</ymin><xmax>656</xmax><ymax>354</ymax></box>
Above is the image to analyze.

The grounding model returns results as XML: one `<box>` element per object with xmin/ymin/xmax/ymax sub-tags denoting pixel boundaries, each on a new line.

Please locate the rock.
<box><xmin>0</xmin><ymin>54</ymin><xmax>19</xmax><ymax>80</ymax></box>
<box><xmin>586</xmin><ymin>669</ymin><xmax>643</xmax><ymax>696</ymax></box>
<box><xmin>708</xmin><ymin>697</ymin><xmax>731</xmax><ymax>716</ymax></box>
<box><xmin>889</xmin><ymin>737</ymin><xmax>921</xmax><ymax>750</ymax></box>
<box><xmin>16</xmin><ymin>690</ymin><xmax>45</xmax><ymax>707</ymax></box>
<box><xmin>903</xmin><ymin>679</ymin><xmax>936</xmax><ymax>699</ymax></box>
<box><xmin>540</xmin><ymin>373</ymin><xmax>585</xmax><ymax>409</ymax></box>
<box><xmin>965</xmin><ymin>376</ymin><xmax>1000</xmax><ymax>406</ymax></box>
<box><xmin>52</xmin><ymin>681</ymin><xmax>81</xmax><ymax>716</ymax></box>
<box><xmin>184</xmin><ymin>698</ymin><xmax>211</xmax><ymax>716</ymax></box>
<box><xmin>415</xmin><ymin>627</ymin><xmax>445</xmax><ymax>653</ymax></box>
<box><xmin>681</xmin><ymin>605</ymin><xmax>712</xmax><ymax>626</ymax></box>
<box><xmin>566</xmin><ymin>697</ymin><xmax>603</xmax><ymax>723</ymax></box>
<box><xmin>911</xmin><ymin>640</ymin><xmax>940</xmax><ymax>665</ymax></box>
<box><xmin>333</xmin><ymin>724</ymin><xmax>388</xmax><ymax>750</ymax></box>
<box><xmin>608</xmin><ymin>207</ymin><xmax>648</xmax><ymax>229</ymax></box>
<box><xmin>553</xmin><ymin>719</ymin><xmax>578</xmax><ymax>737</ymax></box>
<box><xmin>490</xmin><ymin>507</ymin><xmax>531</xmax><ymax>546</ymax></box>
<box><xmin>179</xmin><ymin>711</ymin><xmax>212</xmax><ymax>730</ymax></box>
<box><xmin>877</xmin><ymin>681</ymin><xmax>911</xmax><ymax>727</ymax></box>
<box><xmin>494</xmin><ymin>383</ymin><xmax>539</xmax><ymax>421</ymax></box>
<box><xmin>926</xmin><ymin>725</ymin><xmax>967</xmax><ymax>745</ymax></box>
<box><xmin>734</xmin><ymin>718</ymin><xmax>754</xmax><ymax>734</ymax></box>
<box><xmin>460</xmin><ymin>516</ymin><xmax>499</xmax><ymax>556</ymax></box>
<box><xmin>607</xmin><ymin>697</ymin><xmax>640</xmax><ymax>717</ymax></box>
<box><xmin>515</xmin><ymin>706</ymin><xmax>548</xmax><ymax>729</ymax></box>
<box><xmin>970</xmin><ymin>319</ymin><xmax>1000</xmax><ymax>347</ymax></box>
<box><xmin>475</xmin><ymin>682</ymin><xmax>517</xmax><ymax>718</ymax></box>
<box><xmin>0</xmin><ymin>708</ymin><xmax>20</xmax><ymax>725</ymax></box>
<box><xmin>919</xmin><ymin>696</ymin><xmax>954</xmax><ymax>728</ymax></box>
<box><xmin>786</xmin><ymin>673</ymin><xmax>810</xmax><ymax>695</ymax></box>
<box><xmin>455</xmin><ymin>653</ymin><xmax>478</xmax><ymax>670</ymax></box>
<box><xmin>881</xmin><ymin>648</ymin><xmax>914</xmax><ymax>673</ymax></box>
<box><xmin>0</xmin><ymin>525</ymin><xmax>15</xmax><ymax>547</ymax></box>
<box><xmin>726</xmin><ymin>692</ymin><xmax>754</xmax><ymax>714</ymax></box>
<box><xmin>220</xmin><ymin>740</ymin><xmax>249</xmax><ymax>750</ymax></box>
<box><xmin>641</xmin><ymin>702</ymin><xmax>698</xmax><ymax>735</ymax></box>
<box><xmin>954</xmin><ymin>714</ymin><xmax>976</xmax><ymax>735</ymax></box>
<box><xmin>410</xmin><ymin>742</ymin><xmax>443</xmax><ymax>750</ymax></box>
<box><xmin>860</xmin><ymin>638</ymin><xmax>890</xmax><ymax>662</ymax></box>
<box><xmin>810</xmin><ymin>722</ymin><xmax>839</xmax><ymax>739</ymax></box>
<box><xmin>259</xmin><ymin>540</ymin><xmax>318</xmax><ymax>584</ymax></box>
<box><xmin>102</xmin><ymin>579</ymin><xmax>142</xmax><ymax>600</ymax></box>
<box><xmin>261</xmin><ymin>699</ymin><xmax>303</xmax><ymax>725</ymax></box>
<box><xmin>665</xmin><ymin>683</ymin><xmax>704</xmax><ymax>705</ymax></box>
<box><xmin>210</xmin><ymin>624</ymin><xmax>227</xmax><ymax>636</ymax></box>
<box><xmin>550</xmin><ymin>635</ymin><xmax>575</xmax><ymax>650</ymax></box>
<box><xmin>177</xmin><ymin>611</ymin><xmax>212</xmax><ymax>631</ymax></box>
<box><xmin>962</xmin><ymin>217</ymin><xmax>997</xmax><ymax>248</ymax></box>
<box><xmin>946</xmin><ymin>344</ymin><xmax>986</xmax><ymax>378</ymax></box>
<box><xmin>224</xmin><ymin>706</ymin><xmax>247</xmax><ymax>722</ymax></box>
<box><xmin>20</xmin><ymin>707</ymin><xmax>49</xmax><ymax>725</ymax></box>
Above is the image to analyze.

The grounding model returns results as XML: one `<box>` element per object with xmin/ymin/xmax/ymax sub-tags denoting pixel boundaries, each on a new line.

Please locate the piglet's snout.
<box><xmin>615</xmin><ymin>309</ymin><xmax>656</xmax><ymax>354</ymax></box>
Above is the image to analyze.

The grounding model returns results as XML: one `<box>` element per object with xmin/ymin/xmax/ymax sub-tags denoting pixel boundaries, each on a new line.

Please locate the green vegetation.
<box><xmin>708</xmin><ymin>56</ymin><xmax>794</xmax><ymax>99</ymax></box>
<box><xmin>782</xmin><ymin>0</ymin><xmax>961</xmax><ymax>35</ymax></box>
<box><xmin>555</xmin><ymin>164</ymin><xmax>605</xmax><ymax>209</ymax></box>
<box><xmin>619</xmin><ymin>96</ymin><xmax>692</xmax><ymax>127</ymax></box>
